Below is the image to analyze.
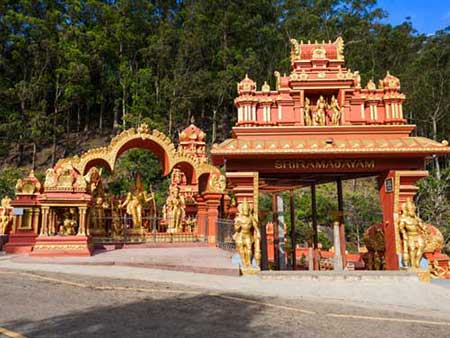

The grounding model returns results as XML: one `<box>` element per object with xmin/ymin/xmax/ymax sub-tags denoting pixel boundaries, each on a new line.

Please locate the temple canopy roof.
<box><xmin>211</xmin><ymin>35</ymin><xmax>450</xmax><ymax>166</ymax></box>
<box><xmin>212</xmin><ymin>136</ymin><xmax>449</xmax><ymax>158</ymax></box>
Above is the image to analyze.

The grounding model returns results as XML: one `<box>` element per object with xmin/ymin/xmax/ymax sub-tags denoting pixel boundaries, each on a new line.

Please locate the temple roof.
<box><xmin>212</xmin><ymin>136</ymin><xmax>450</xmax><ymax>157</ymax></box>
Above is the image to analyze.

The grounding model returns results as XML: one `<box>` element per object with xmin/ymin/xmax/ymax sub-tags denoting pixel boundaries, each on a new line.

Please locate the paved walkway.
<box><xmin>1</xmin><ymin>252</ymin><xmax>450</xmax><ymax>321</ymax></box>
<box><xmin>9</xmin><ymin>247</ymin><xmax>239</xmax><ymax>276</ymax></box>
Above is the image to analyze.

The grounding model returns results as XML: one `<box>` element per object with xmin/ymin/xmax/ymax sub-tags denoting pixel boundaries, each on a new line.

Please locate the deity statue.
<box><xmin>329</xmin><ymin>95</ymin><xmax>342</xmax><ymax>126</ymax></box>
<box><xmin>0</xmin><ymin>197</ymin><xmax>13</xmax><ymax>235</ymax></box>
<box><xmin>91</xmin><ymin>196</ymin><xmax>109</xmax><ymax>231</ymax></box>
<box><xmin>313</xmin><ymin>96</ymin><xmax>327</xmax><ymax>126</ymax></box>
<box><xmin>121</xmin><ymin>177</ymin><xmax>155</xmax><ymax>229</ymax></box>
<box><xmin>111</xmin><ymin>204</ymin><xmax>123</xmax><ymax>238</ymax></box>
<box><xmin>59</xmin><ymin>208</ymin><xmax>78</xmax><ymax>236</ymax></box>
<box><xmin>366</xmin><ymin>79</ymin><xmax>376</xmax><ymax>91</ymax></box>
<box><xmin>430</xmin><ymin>260</ymin><xmax>446</xmax><ymax>279</ymax></box>
<box><xmin>232</xmin><ymin>199</ymin><xmax>261</xmax><ymax>268</ymax></box>
<box><xmin>303</xmin><ymin>97</ymin><xmax>312</xmax><ymax>126</ymax></box>
<box><xmin>164</xmin><ymin>185</ymin><xmax>185</xmax><ymax>233</ymax></box>
<box><xmin>353</xmin><ymin>71</ymin><xmax>361</xmax><ymax>89</ymax></box>
<box><xmin>398</xmin><ymin>198</ymin><xmax>427</xmax><ymax>269</ymax></box>
<box><xmin>274</xmin><ymin>71</ymin><xmax>281</xmax><ymax>90</ymax></box>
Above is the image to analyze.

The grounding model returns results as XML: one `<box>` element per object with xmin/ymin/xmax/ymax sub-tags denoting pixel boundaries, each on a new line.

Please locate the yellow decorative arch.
<box><xmin>56</xmin><ymin>124</ymin><xmax>223</xmax><ymax>190</ymax></box>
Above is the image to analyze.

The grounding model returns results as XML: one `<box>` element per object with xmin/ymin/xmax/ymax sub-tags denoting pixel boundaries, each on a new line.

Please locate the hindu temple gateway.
<box><xmin>1</xmin><ymin>37</ymin><xmax>450</xmax><ymax>278</ymax></box>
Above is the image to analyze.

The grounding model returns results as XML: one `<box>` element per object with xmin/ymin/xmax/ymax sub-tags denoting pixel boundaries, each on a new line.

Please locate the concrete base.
<box><xmin>30</xmin><ymin>235</ymin><xmax>92</xmax><ymax>257</ymax></box>
<box><xmin>259</xmin><ymin>270</ymin><xmax>420</xmax><ymax>282</ymax></box>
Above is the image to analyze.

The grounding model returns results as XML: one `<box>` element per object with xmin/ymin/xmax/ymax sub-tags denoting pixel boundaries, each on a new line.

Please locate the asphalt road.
<box><xmin>0</xmin><ymin>269</ymin><xmax>448</xmax><ymax>338</ymax></box>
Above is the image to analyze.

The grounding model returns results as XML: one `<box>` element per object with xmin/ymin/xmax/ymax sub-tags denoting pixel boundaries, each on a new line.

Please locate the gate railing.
<box><xmin>216</xmin><ymin>218</ymin><xmax>235</xmax><ymax>251</ymax></box>
<box><xmin>89</xmin><ymin>215</ymin><xmax>208</xmax><ymax>244</ymax></box>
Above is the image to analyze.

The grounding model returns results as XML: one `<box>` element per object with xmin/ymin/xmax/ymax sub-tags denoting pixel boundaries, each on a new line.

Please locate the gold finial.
<box><xmin>261</xmin><ymin>81</ymin><xmax>270</xmax><ymax>92</ymax></box>
<box><xmin>190</xmin><ymin>115</ymin><xmax>195</xmax><ymax>125</ymax></box>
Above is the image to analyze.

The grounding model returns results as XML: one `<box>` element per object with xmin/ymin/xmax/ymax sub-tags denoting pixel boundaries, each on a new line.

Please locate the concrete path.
<box><xmin>1</xmin><ymin>253</ymin><xmax>450</xmax><ymax>321</ymax></box>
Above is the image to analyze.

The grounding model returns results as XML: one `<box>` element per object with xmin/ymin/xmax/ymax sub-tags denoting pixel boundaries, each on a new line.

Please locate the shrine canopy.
<box><xmin>211</xmin><ymin>37</ymin><xmax>450</xmax><ymax>190</ymax></box>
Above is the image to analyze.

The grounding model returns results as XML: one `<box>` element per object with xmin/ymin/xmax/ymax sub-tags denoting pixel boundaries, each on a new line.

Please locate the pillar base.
<box><xmin>4</xmin><ymin>231</ymin><xmax>37</xmax><ymax>254</ymax></box>
<box><xmin>31</xmin><ymin>235</ymin><xmax>93</xmax><ymax>257</ymax></box>
<box><xmin>402</xmin><ymin>267</ymin><xmax>430</xmax><ymax>283</ymax></box>
<box><xmin>241</xmin><ymin>266</ymin><xmax>261</xmax><ymax>275</ymax></box>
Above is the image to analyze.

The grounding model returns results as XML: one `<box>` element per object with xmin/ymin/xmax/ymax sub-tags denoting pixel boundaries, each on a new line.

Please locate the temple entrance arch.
<box><xmin>3</xmin><ymin>123</ymin><xmax>225</xmax><ymax>256</ymax></box>
<box><xmin>47</xmin><ymin>123</ymin><xmax>225</xmax><ymax>247</ymax></box>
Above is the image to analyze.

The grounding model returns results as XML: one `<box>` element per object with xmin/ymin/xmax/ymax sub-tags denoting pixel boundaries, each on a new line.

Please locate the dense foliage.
<box><xmin>0</xmin><ymin>0</ymin><xmax>449</xmax><ymax>250</ymax></box>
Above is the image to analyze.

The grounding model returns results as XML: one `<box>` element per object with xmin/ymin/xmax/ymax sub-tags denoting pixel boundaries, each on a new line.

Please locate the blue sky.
<box><xmin>377</xmin><ymin>0</ymin><xmax>450</xmax><ymax>34</ymax></box>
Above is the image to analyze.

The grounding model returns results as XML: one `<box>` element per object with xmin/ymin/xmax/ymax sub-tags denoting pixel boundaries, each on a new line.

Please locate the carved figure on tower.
<box><xmin>398</xmin><ymin>198</ymin><xmax>426</xmax><ymax>268</ymax></box>
<box><xmin>314</xmin><ymin>96</ymin><xmax>327</xmax><ymax>126</ymax></box>
<box><xmin>329</xmin><ymin>95</ymin><xmax>342</xmax><ymax>126</ymax></box>
<box><xmin>304</xmin><ymin>97</ymin><xmax>312</xmax><ymax>126</ymax></box>
<box><xmin>164</xmin><ymin>185</ymin><xmax>186</xmax><ymax>233</ymax></box>
<box><xmin>121</xmin><ymin>175</ymin><xmax>154</xmax><ymax>229</ymax></box>
<box><xmin>0</xmin><ymin>197</ymin><xmax>13</xmax><ymax>235</ymax></box>
<box><xmin>233</xmin><ymin>199</ymin><xmax>261</xmax><ymax>269</ymax></box>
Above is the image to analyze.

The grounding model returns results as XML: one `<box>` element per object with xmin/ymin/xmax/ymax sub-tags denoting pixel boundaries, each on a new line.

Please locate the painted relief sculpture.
<box><xmin>0</xmin><ymin>197</ymin><xmax>13</xmax><ymax>235</ymax></box>
<box><xmin>164</xmin><ymin>185</ymin><xmax>186</xmax><ymax>233</ymax></box>
<box><xmin>303</xmin><ymin>97</ymin><xmax>312</xmax><ymax>126</ymax></box>
<box><xmin>314</xmin><ymin>95</ymin><xmax>327</xmax><ymax>126</ymax></box>
<box><xmin>329</xmin><ymin>95</ymin><xmax>342</xmax><ymax>125</ymax></box>
<box><xmin>233</xmin><ymin>199</ymin><xmax>261</xmax><ymax>271</ymax></box>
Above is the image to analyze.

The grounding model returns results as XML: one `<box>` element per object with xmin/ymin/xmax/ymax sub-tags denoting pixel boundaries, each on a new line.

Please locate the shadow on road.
<box><xmin>3</xmin><ymin>293</ymin><xmax>263</xmax><ymax>338</ymax></box>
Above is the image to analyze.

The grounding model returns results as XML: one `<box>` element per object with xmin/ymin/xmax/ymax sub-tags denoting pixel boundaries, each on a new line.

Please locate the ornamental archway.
<box><xmin>56</xmin><ymin>124</ymin><xmax>221</xmax><ymax>189</ymax></box>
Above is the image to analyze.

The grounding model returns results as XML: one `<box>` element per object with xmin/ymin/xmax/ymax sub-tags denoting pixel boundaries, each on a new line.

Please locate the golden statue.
<box><xmin>164</xmin><ymin>185</ymin><xmax>185</xmax><ymax>233</ymax></box>
<box><xmin>0</xmin><ymin>197</ymin><xmax>13</xmax><ymax>235</ymax></box>
<box><xmin>232</xmin><ymin>199</ymin><xmax>261</xmax><ymax>268</ymax></box>
<box><xmin>121</xmin><ymin>178</ymin><xmax>154</xmax><ymax>229</ymax></box>
<box><xmin>111</xmin><ymin>204</ymin><xmax>123</xmax><ymax>238</ymax></box>
<box><xmin>91</xmin><ymin>196</ymin><xmax>108</xmax><ymax>232</ymax></box>
<box><xmin>329</xmin><ymin>95</ymin><xmax>342</xmax><ymax>125</ymax></box>
<box><xmin>274</xmin><ymin>71</ymin><xmax>281</xmax><ymax>90</ymax></box>
<box><xmin>313</xmin><ymin>96</ymin><xmax>327</xmax><ymax>126</ymax></box>
<box><xmin>398</xmin><ymin>198</ymin><xmax>426</xmax><ymax>269</ymax></box>
<box><xmin>430</xmin><ymin>260</ymin><xmax>446</xmax><ymax>279</ymax></box>
<box><xmin>304</xmin><ymin>97</ymin><xmax>312</xmax><ymax>126</ymax></box>
<box><xmin>59</xmin><ymin>208</ymin><xmax>78</xmax><ymax>236</ymax></box>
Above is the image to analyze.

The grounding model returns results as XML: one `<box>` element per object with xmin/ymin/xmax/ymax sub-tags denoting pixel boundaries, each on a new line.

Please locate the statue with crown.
<box><xmin>121</xmin><ymin>174</ymin><xmax>155</xmax><ymax>235</ymax></box>
<box><xmin>233</xmin><ymin>198</ymin><xmax>261</xmax><ymax>274</ymax></box>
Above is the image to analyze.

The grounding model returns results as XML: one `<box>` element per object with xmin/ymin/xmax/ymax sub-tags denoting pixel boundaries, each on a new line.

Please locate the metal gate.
<box><xmin>216</xmin><ymin>218</ymin><xmax>235</xmax><ymax>250</ymax></box>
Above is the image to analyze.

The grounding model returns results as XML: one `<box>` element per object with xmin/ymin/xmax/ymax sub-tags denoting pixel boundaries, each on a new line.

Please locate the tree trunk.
<box><xmin>51</xmin><ymin>106</ymin><xmax>58</xmax><ymax>167</ymax></box>
<box><xmin>84</xmin><ymin>105</ymin><xmax>89</xmax><ymax>132</ymax></box>
<box><xmin>17</xmin><ymin>99</ymin><xmax>26</xmax><ymax>165</ymax></box>
<box><xmin>32</xmin><ymin>142</ymin><xmax>36</xmax><ymax>170</ymax></box>
<box><xmin>99</xmin><ymin>100</ymin><xmax>104</xmax><ymax>133</ymax></box>
<box><xmin>77</xmin><ymin>104</ymin><xmax>81</xmax><ymax>133</ymax></box>
<box><xmin>432</xmin><ymin>117</ymin><xmax>441</xmax><ymax>179</ymax></box>
<box><xmin>113</xmin><ymin>103</ymin><xmax>119</xmax><ymax>130</ymax></box>
<box><xmin>212</xmin><ymin>109</ymin><xmax>217</xmax><ymax>143</ymax></box>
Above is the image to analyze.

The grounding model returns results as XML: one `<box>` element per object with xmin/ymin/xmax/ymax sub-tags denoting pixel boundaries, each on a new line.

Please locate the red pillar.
<box><xmin>379</xmin><ymin>170</ymin><xmax>428</xmax><ymax>270</ymax></box>
<box><xmin>195</xmin><ymin>196</ymin><xmax>208</xmax><ymax>241</ymax></box>
<box><xmin>203</xmin><ymin>193</ymin><xmax>222</xmax><ymax>246</ymax></box>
